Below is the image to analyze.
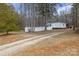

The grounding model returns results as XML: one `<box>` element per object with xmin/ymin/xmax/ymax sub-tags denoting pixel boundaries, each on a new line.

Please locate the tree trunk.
<box><xmin>73</xmin><ymin>4</ymin><xmax>76</xmax><ymax>30</ymax></box>
<box><xmin>75</xmin><ymin>4</ymin><xmax>77</xmax><ymax>27</ymax></box>
<box><xmin>45</xmin><ymin>16</ymin><xmax>47</xmax><ymax>30</ymax></box>
<box><xmin>73</xmin><ymin>23</ymin><xmax>76</xmax><ymax>30</ymax></box>
<box><xmin>73</xmin><ymin>4</ymin><xmax>77</xmax><ymax>30</ymax></box>
<box><xmin>6</xmin><ymin>30</ymin><xmax>9</xmax><ymax>35</ymax></box>
<box><xmin>73</xmin><ymin>14</ymin><xmax>76</xmax><ymax>30</ymax></box>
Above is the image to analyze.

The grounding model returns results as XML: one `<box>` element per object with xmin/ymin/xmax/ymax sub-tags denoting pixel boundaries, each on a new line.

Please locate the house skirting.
<box><xmin>25</xmin><ymin>27</ymin><xmax>53</xmax><ymax>32</ymax></box>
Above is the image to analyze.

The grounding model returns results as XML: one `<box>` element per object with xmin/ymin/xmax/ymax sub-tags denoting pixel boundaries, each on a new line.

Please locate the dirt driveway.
<box><xmin>0</xmin><ymin>29</ymin><xmax>69</xmax><ymax>45</ymax></box>
<box><xmin>0</xmin><ymin>32</ymin><xmax>64</xmax><ymax>56</ymax></box>
<box><xmin>13</xmin><ymin>30</ymin><xmax>79</xmax><ymax>56</ymax></box>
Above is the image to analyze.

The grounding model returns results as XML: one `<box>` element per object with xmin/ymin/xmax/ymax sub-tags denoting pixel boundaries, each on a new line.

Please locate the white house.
<box><xmin>47</xmin><ymin>22</ymin><xmax>66</xmax><ymax>30</ymax></box>
<box><xmin>25</xmin><ymin>22</ymin><xmax>66</xmax><ymax>32</ymax></box>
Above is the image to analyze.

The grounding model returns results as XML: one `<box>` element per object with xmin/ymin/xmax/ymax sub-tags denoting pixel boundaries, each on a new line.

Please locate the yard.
<box><xmin>1</xmin><ymin>29</ymin><xmax>79</xmax><ymax>56</ymax></box>
<box><xmin>0</xmin><ymin>29</ymin><xmax>68</xmax><ymax>46</ymax></box>
<box><xmin>0</xmin><ymin>3</ymin><xmax>79</xmax><ymax>56</ymax></box>
<box><xmin>13</xmin><ymin>30</ymin><xmax>79</xmax><ymax>56</ymax></box>
<box><xmin>0</xmin><ymin>32</ymin><xmax>34</xmax><ymax>45</ymax></box>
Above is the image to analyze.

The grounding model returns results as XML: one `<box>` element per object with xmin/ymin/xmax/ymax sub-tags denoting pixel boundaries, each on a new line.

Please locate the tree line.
<box><xmin>20</xmin><ymin>3</ymin><xmax>57</xmax><ymax>31</ymax></box>
<box><xmin>0</xmin><ymin>3</ymin><xmax>78</xmax><ymax>34</ymax></box>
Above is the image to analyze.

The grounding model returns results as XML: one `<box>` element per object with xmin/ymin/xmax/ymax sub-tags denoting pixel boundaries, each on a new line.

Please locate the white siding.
<box><xmin>25</xmin><ymin>27</ymin><xmax>45</xmax><ymax>32</ymax></box>
<box><xmin>47</xmin><ymin>22</ymin><xmax>66</xmax><ymax>29</ymax></box>
<box><xmin>35</xmin><ymin>27</ymin><xmax>45</xmax><ymax>31</ymax></box>
<box><xmin>51</xmin><ymin>23</ymin><xmax>66</xmax><ymax>28</ymax></box>
<box><xmin>25</xmin><ymin>22</ymin><xmax>66</xmax><ymax>32</ymax></box>
<box><xmin>25</xmin><ymin>27</ymin><xmax>30</xmax><ymax>32</ymax></box>
<box><xmin>47</xmin><ymin>27</ymin><xmax>52</xmax><ymax>30</ymax></box>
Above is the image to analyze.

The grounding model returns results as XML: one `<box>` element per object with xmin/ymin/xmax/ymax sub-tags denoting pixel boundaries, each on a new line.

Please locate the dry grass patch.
<box><xmin>0</xmin><ymin>32</ymin><xmax>35</xmax><ymax>45</ymax></box>
<box><xmin>0</xmin><ymin>29</ymin><xmax>65</xmax><ymax>46</ymax></box>
<box><xmin>14</xmin><ymin>31</ymin><xmax>79</xmax><ymax>56</ymax></box>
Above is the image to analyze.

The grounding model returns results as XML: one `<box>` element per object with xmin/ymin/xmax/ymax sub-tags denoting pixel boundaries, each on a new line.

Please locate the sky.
<box><xmin>56</xmin><ymin>3</ymin><xmax>73</xmax><ymax>15</ymax></box>
<box><xmin>12</xmin><ymin>3</ymin><xmax>73</xmax><ymax>15</ymax></box>
<box><xmin>12</xmin><ymin>3</ymin><xmax>20</xmax><ymax>13</ymax></box>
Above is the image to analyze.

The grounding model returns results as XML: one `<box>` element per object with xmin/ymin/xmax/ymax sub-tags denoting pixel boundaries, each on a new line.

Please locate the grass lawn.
<box><xmin>13</xmin><ymin>30</ymin><xmax>79</xmax><ymax>56</ymax></box>
<box><xmin>0</xmin><ymin>29</ymin><xmax>68</xmax><ymax>46</ymax></box>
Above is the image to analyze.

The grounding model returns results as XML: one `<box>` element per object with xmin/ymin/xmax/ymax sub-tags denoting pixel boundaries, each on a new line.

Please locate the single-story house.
<box><xmin>24</xmin><ymin>22</ymin><xmax>66</xmax><ymax>32</ymax></box>
<box><xmin>47</xmin><ymin>22</ymin><xmax>66</xmax><ymax>30</ymax></box>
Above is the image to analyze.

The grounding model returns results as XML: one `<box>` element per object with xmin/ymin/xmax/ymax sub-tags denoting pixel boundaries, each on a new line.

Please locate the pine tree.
<box><xmin>0</xmin><ymin>4</ymin><xmax>20</xmax><ymax>34</ymax></box>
